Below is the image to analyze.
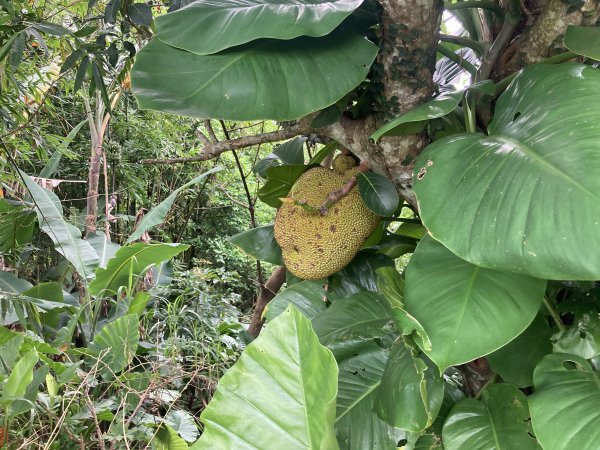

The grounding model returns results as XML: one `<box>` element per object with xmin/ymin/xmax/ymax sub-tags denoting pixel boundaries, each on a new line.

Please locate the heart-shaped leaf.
<box><xmin>442</xmin><ymin>384</ymin><xmax>538</xmax><ymax>450</ymax></box>
<box><xmin>413</xmin><ymin>64</ymin><xmax>600</xmax><ymax>280</ymax></box>
<box><xmin>131</xmin><ymin>31</ymin><xmax>378</xmax><ymax>121</ymax></box>
<box><xmin>197</xmin><ymin>306</ymin><xmax>339</xmax><ymax>449</ymax></box>
<box><xmin>156</xmin><ymin>0</ymin><xmax>365</xmax><ymax>55</ymax></box>
<box><xmin>87</xmin><ymin>314</ymin><xmax>139</xmax><ymax>379</ymax></box>
<box><xmin>530</xmin><ymin>353</ymin><xmax>600</xmax><ymax>450</ymax></box>
<box><xmin>404</xmin><ymin>236</ymin><xmax>546</xmax><ymax>370</ymax></box>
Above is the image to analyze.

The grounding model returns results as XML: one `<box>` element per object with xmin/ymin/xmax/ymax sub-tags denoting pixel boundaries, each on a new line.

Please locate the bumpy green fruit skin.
<box><xmin>331</xmin><ymin>154</ymin><xmax>358</xmax><ymax>174</ymax></box>
<box><xmin>274</xmin><ymin>166</ymin><xmax>380</xmax><ymax>280</ymax></box>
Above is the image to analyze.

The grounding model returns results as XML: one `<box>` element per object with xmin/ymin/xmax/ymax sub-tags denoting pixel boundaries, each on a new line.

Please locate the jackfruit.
<box><xmin>332</xmin><ymin>154</ymin><xmax>358</xmax><ymax>174</ymax></box>
<box><xmin>274</xmin><ymin>166</ymin><xmax>380</xmax><ymax>280</ymax></box>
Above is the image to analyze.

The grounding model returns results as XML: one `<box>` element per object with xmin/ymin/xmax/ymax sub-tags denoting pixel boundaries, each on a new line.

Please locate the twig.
<box><xmin>141</xmin><ymin>123</ymin><xmax>310</xmax><ymax>165</ymax></box>
<box><xmin>84</xmin><ymin>389</ymin><xmax>106</xmax><ymax>450</ymax></box>
<box><xmin>194</xmin><ymin>128</ymin><xmax>211</xmax><ymax>146</ymax></box>
<box><xmin>543</xmin><ymin>296</ymin><xmax>566</xmax><ymax>331</ymax></box>
<box><xmin>203</xmin><ymin>120</ymin><xmax>219</xmax><ymax>143</ymax></box>
<box><xmin>318</xmin><ymin>161</ymin><xmax>369</xmax><ymax>215</ymax></box>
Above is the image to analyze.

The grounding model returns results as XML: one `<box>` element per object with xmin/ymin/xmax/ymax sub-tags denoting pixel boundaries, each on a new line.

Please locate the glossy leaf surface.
<box><xmin>229</xmin><ymin>224</ymin><xmax>283</xmax><ymax>265</ymax></box>
<box><xmin>20</xmin><ymin>171</ymin><xmax>99</xmax><ymax>278</ymax></box>
<box><xmin>565</xmin><ymin>26</ymin><xmax>600</xmax><ymax>60</ymax></box>
<box><xmin>132</xmin><ymin>32</ymin><xmax>378</xmax><ymax>121</ymax></box>
<box><xmin>156</xmin><ymin>0</ymin><xmax>364</xmax><ymax>55</ymax></box>
<box><xmin>89</xmin><ymin>243</ymin><xmax>188</xmax><ymax>296</ymax></box>
<box><xmin>357</xmin><ymin>172</ymin><xmax>399</xmax><ymax>217</ymax></box>
<box><xmin>530</xmin><ymin>353</ymin><xmax>600</xmax><ymax>450</ymax></box>
<box><xmin>404</xmin><ymin>236</ymin><xmax>546</xmax><ymax>370</ymax></box>
<box><xmin>487</xmin><ymin>315</ymin><xmax>553</xmax><ymax>387</ymax></box>
<box><xmin>264</xmin><ymin>280</ymin><xmax>326</xmax><ymax>321</ymax></box>
<box><xmin>442</xmin><ymin>384</ymin><xmax>537</xmax><ymax>450</ymax></box>
<box><xmin>258</xmin><ymin>164</ymin><xmax>309</xmax><ymax>208</ymax></box>
<box><xmin>197</xmin><ymin>306</ymin><xmax>339</xmax><ymax>449</ymax></box>
<box><xmin>373</xmin><ymin>341</ymin><xmax>444</xmax><ymax>432</ymax></box>
<box><xmin>413</xmin><ymin>64</ymin><xmax>600</xmax><ymax>279</ymax></box>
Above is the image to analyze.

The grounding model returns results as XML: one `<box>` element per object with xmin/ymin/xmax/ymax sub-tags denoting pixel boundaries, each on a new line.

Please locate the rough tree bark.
<box><xmin>496</xmin><ymin>0</ymin><xmax>600</xmax><ymax>77</ymax></box>
<box><xmin>83</xmin><ymin>92</ymin><xmax>121</xmax><ymax>237</ymax></box>
<box><xmin>247</xmin><ymin>266</ymin><xmax>287</xmax><ymax>337</ymax></box>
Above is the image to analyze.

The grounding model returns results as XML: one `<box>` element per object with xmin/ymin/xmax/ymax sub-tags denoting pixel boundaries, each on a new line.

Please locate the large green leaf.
<box><xmin>197</xmin><ymin>306</ymin><xmax>339</xmax><ymax>449</ymax></box>
<box><xmin>89</xmin><ymin>243</ymin><xmax>188</xmax><ymax>296</ymax></box>
<box><xmin>312</xmin><ymin>291</ymin><xmax>392</xmax><ymax>357</ymax></box>
<box><xmin>487</xmin><ymin>315</ymin><xmax>553</xmax><ymax>387</ymax></box>
<box><xmin>442</xmin><ymin>384</ymin><xmax>538</xmax><ymax>450</ymax></box>
<box><xmin>258</xmin><ymin>164</ymin><xmax>309</xmax><ymax>208</ymax></box>
<box><xmin>530</xmin><ymin>353</ymin><xmax>600</xmax><ymax>450</ymax></box>
<box><xmin>551</xmin><ymin>313</ymin><xmax>600</xmax><ymax>359</ymax></box>
<box><xmin>152</xmin><ymin>425</ymin><xmax>189</xmax><ymax>450</ymax></box>
<box><xmin>0</xmin><ymin>199</ymin><xmax>36</xmax><ymax>253</ymax></box>
<box><xmin>20</xmin><ymin>171</ymin><xmax>99</xmax><ymax>278</ymax></box>
<box><xmin>336</xmin><ymin>344</ymin><xmax>402</xmax><ymax>450</ymax></box>
<box><xmin>404</xmin><ymin>236</ymin><xmax>546</xmax><ymax>370</ymax></box>
<box><xmin>264</xmin><ymin>280</ymin><xmax>326</xmax><ymax>321</ymax></box>
<box><xmin>87</xmin><ymin>314</ymin><xmax>139</xmax><ymax>379</ymax></box>
<box><xmin>229</xmin><ymin>224</ymin><xmax>283</xmax><ymax>265</ymax></box>
<box><xmin>328</xmin><ymin>251</ymin><xmax>394</xmax><ymax>301</ymax></box>
<box><xmin>413</xmin><ymin>64</ymin><xmax>600</xmax><ymax>280</ymax></box>
<box><xmin>2</xmin><ymin>349</ymin><xmax>39</xmax><ymax>418</ymax></box>
<box><xmin>156</xmin><ymin>0</ymin><xmax>364</xmax><ymax>55</ymax></box>
<box><xmin>87</xmin><ymin>232</ymin><xmax>120</xmax><ymax>269</ymax></box>
<box><xmin>127</xmin><ymin>167</ymin><xmax>222</xmax><ymax>243</ymax></box>
<box><xmin>131</xmin><ymin>31</ymin><xmax>378</xmax><ymax>121</ymax></box>
<box><xmin>0</xmin><ymin>271</ymin><xmax>33</xmax><ymax>296</ymax></box>
<box><xmin>565</xmin><ymin>26</ymin><xmax>600</xmax><ymax>61</ymax></box>
<box><xmin>373</xmin><ymin>341</ymin><xmax>444</xmax><ymax>432</ymax></box>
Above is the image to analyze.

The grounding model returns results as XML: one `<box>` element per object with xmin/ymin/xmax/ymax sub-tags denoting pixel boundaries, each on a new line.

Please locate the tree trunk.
<box><xmin>247</xmin><ymin>266</ymin><xmax>287</xmax><ymax>337</ymax></box>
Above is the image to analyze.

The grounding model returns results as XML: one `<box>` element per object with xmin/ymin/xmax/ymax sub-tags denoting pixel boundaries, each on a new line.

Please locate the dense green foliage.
<box><xmin>1</xmin><ymin>0</ymin><xmax>600</xmax><ymax>449</ymax></box>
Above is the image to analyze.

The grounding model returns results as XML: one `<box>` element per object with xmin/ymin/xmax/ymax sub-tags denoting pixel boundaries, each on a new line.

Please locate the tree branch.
<box><xmin>318</xmin><ymin>161</ymin><xmax>369</xmax><ymax>214</ymax></box>
<box><xmin>141</xmin><ymin>122</ymin><xmax>309</xmax><ymax>164</ymax></box>
<box><xmin>247</xmin><ymin>266</ymin><xmax>287</xmax><ymax>337</ymax></box>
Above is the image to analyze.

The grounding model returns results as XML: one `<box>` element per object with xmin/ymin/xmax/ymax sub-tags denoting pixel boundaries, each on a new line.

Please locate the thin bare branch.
<box><xmin>318</xmin><ymin>161</ymin><xmax>369</xmax><ymax>214</ymax></box>
<box><xmin>203</xmin><ymin>119</ymin><xmax>219</xmax><ymax>143</ymax></box>
<box><xmin>141</xmin><ymin>122</ymin><xmax>309</xmax><ymax>164</ymax></box>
